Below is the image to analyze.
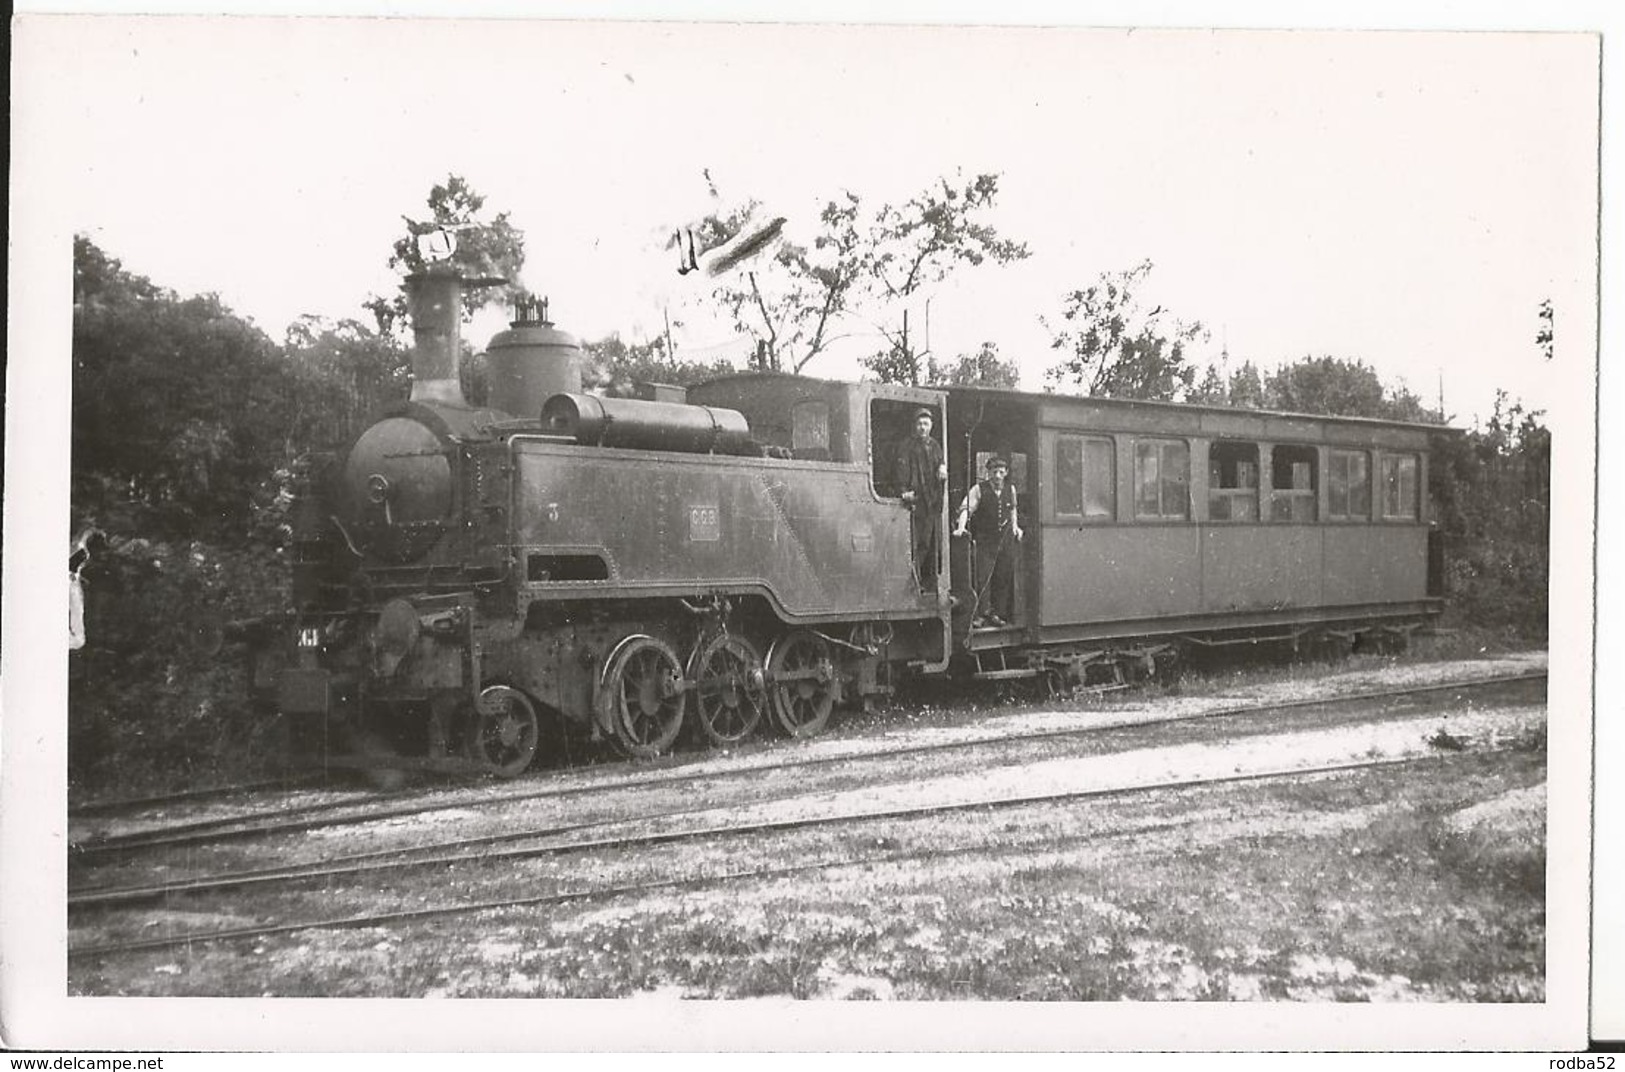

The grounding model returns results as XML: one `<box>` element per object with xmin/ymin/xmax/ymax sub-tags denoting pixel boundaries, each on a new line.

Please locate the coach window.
<box><xmin>1271</xmin><ymin>445</ymin><xmax>1318</xmax><ymax>522</ymax></box>
<box><xmin>1134</xmin><ymin>438</ymin><xmax>1189</xmax><ymax>521</ymax></box>
<box><xmin>1055</xmin><ymin>435</ymin><xmax>1115</xmax><ymax>520</ymax></box>
<box><xmin>1381</xmin><ymin>452</ymin><xmax>1419</xmax><ymax>520</ymax></box>
<box><xmin>1208</xmin><ymin>440</ymin><xmax>1260</xmax><ymax>522</ymax></box>
<box><xmin>1328</xmin><ymin>449</ymin><xmax>1372</xmax><ymax>520</ymax></box>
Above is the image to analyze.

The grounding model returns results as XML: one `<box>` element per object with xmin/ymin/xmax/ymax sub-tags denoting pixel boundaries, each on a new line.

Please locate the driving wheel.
<box><xmin>766</xmin><ymin>629</ymin><xmax>837</xmax><ymax>738</ymax></box>
<box><xmin>602</xmin><ymin>634</ymin><xmax>686</xmax><ymax>759</ymax></box>
<box><xmin>689</xmin><ymin>632</ymin><xmax>766</xmax><ymax>746</ymax></box>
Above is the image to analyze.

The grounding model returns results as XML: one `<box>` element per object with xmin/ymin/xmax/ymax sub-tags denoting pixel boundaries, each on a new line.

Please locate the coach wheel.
<box><xmin>766</xmin><ymin>630</ymin><xmax>837</xmax><ymax>738</ymax></box>
<box><xmin>689</xmin><ymin>633</ymin><xmax>766</xmax><ymax>746</ymax></box>
<box><xmin>603</xmin><ymin>635</ymin><xmax>687</xmax><ymax>759</ymax></box>
<box><xmin>462</xmin><ymin>685</ymin><xmax>539</xmax><ymax>779</ymax></box>
<box><xmin>1152</xmin><ymin>644</ymin><xmax>1184</xmax><ymax>686</ymax></box>
<box><xmin>1313</xmin><ymin>632</ymin><xmax>1355</xmax><ymax>663</ymax></box>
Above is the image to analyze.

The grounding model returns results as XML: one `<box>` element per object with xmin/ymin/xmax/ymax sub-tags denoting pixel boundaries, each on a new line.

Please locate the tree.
<box><xmin>70</xmin><ymin>238</ymin><xmax>309</xmax><ymax>793</ymax></box>
<box><xmin>1043</xmin><ymin>260</ymin><xmax>1206</xmax><ymax>401</ymax></box>
<box><xmin>364</xmin><ymin>175</ymin><xmax>527</xmax><ymax>335</ymax></box>
<box><xmin>1228</xmin><ymin>360</ymin><xmax>1267</xmax><ymax>409</ymax></box>
<box><xmin>1190</xmin><ymin>363</ymin><xmax>1228</xmax><ymax>405</ymax></box>
<box><xmin>281</xmin><ymin>316</ymin><xmax>411</xmax><ymax>448</ymax></box>
<box><xmin>856</xmin><ymin>173</ymin><xmax>1030</xmax><ymax>384</ymax></box>
<box><xmin>1264</xmin><ymin>355</ymin><xmax>1437</xmax><ymax>422</ymax></box>
<box><xmin>1536</xmin><ymin>299</ymin><xmax>1554</xmax><ymax>362</ymax></box>
<box><xmin>867</xmin><ymin>340</ymin><xmax>1022</xmax><ymax>388</ymax></box>
<box><xmin>695</xmin><ymin>172</ymin><xmax>1028</xmax><ymax>379</ymax></box>
<box><xmin>1190</xmin><ymin>355</ymin><xmax>1267</xmax><ymax>408</ymax></box>
<box><xmin>580</xmin><ymin>334</ymin><xmax>736</xmax><ymax>399</ymax></box>
<box><xmin>72</xmin><ymin>236</ymin><xmax>294</xmax><ymax>540</ymax></box>
<box><xmin>695</xmin><ymin>191</ymin><xmax>865</xmax><ymax>374</ymax></box>
<box><xmin>936</xmin><ymin>341</ymin><xmax>1021</xmax><ymax>388</ymax></box>
<box><xmin>1431</xmin><ymin>391</ymin><xmax>1549</xmax><ymax>636</ymax></box>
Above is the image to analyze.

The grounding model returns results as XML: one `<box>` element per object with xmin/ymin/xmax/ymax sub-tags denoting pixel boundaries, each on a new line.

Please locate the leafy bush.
<box><xmin>69</xmin><ymin>537</ymin><xmax>289</xmax><ymax>796</ymax></box>
<box><xmin>1431</xmin><ymin>393</ymin><xmax>1550</xmax><ymax>638</ymax></box>
<box><xmin>69</xmin><ymin>238</ymin><xmax>313</xmax><ymax>797</ymax></box>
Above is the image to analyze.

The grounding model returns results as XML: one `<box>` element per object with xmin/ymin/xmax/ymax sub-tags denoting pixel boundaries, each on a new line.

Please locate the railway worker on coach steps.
<box><xmin>954</xmin><ymin>455</ymin><xmax>1022</xmax><ymax>628</ymax></box>
<box><xmin>896</xmin><ymin>406</ymin><xmax>947</xmax><ymax>594</ymax></box>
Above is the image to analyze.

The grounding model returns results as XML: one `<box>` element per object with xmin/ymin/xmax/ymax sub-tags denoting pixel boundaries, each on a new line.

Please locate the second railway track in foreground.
<box><xmin>71</xmin><ymin>750</ymin><xmax>1482</xmax><ymax>959</ymax></box>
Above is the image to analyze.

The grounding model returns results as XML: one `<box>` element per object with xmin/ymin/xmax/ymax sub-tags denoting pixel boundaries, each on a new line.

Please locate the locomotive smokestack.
<box><xmin>405</xmin><ymin>267</ymin><xmax>468</xmax><ymax>406</ymax></box>
<box><xmin>404</xmin><ymin>266</ymin><xmax>506</xmax><ymax>406</ymax></box>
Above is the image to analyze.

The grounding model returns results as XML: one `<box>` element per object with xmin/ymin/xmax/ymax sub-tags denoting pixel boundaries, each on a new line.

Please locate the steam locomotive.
<box><xmin>244</xmin><ymin>267</ymin><xmax>1446</xmax><ymax>778</ymax></box>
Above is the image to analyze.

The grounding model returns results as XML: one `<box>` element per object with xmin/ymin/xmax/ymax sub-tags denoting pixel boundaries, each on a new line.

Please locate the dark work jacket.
<box><xmin>895</xmin><ymin>434</ymin><xmax>944</xmax><ymax>510</ymax></box>
<box><xmin>968</xmin><ymin>479</ymin><xmax>1018</xmax><ymax>541</ymax></box>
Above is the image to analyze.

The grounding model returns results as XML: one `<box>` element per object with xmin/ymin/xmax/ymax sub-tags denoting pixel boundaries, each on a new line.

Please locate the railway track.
<box><xmin>67</xmin><ymin>667</ymin><xmax>1546</xmax><ymax>912</ymax></box>
<box><xmin>67</xmin><ymin>773</ymin><xmax>327</xmax><ymax>817</ymax></box>
<box><xmin>70</xmin><ymin>748</ymin><xmax>1498</xmax><ymax>959</ymax></box>
<box><xmin>68</xmin><ymin>669</ymin><xmax>1545</xmax><ymax>862</ymax></box>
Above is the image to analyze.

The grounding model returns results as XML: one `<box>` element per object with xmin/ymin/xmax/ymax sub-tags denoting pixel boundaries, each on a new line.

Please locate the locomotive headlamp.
<box><xmin>365</xmin><ymin>473</ymin><xmax>392</xmax><ymax>504</ymax></box>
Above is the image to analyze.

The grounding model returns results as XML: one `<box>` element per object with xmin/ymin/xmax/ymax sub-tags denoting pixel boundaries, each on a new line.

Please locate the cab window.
<box><xmin>870</xmin><ymin>400</ymin><xmax>937</xmax><ymax>498</ymax></box>
<box><xmin>792</xmin><ymin>400</ymin><xmax>830</xmax><ymax>460</ymax></box>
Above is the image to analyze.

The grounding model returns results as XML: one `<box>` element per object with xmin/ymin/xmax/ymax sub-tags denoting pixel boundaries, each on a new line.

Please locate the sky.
<box><xmin>15</xmin><ymin>14</ymin><xmax>1600</xmax><ymax>425</ymax></box>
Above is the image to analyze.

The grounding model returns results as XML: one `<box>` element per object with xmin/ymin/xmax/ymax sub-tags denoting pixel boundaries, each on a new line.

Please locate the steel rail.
<box><xmin>68</xmin><ymin>670</ymin><xmax>1544</xmax><ymax>861</ymax></box>
<box><xmin>68</xmin><ymin>750</ymin><xmax>1492</xmax><ymax>959</ymax></box>
<box><xmin>66</xmin><ymin>668</ymin><xmax>1541</xmax><ymax>903</ymax></box>
<box><xmin>68</xmin><ymin>774</ymin><xmax>328</xmax><ymax>817</ymax></box>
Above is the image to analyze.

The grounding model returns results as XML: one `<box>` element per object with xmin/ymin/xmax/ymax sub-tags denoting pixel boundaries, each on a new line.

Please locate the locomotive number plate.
<box><xmin>297</xmin><ymin>627</ymin><xmax>321</xmax><ymax>649</ymax></box>
<box><xmin>688</xmin><ymin>504</ymin><xmax>721</xmax><ymax>542</ymax></box>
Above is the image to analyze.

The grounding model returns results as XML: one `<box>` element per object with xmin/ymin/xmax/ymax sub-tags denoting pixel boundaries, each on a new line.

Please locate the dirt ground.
<box><xmin>69</xmin><ymin>652</ymin><xmax>1548</xmax><ymax>1002</ymax></box>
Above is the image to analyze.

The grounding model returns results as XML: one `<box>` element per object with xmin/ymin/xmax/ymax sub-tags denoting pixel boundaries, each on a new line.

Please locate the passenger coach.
<box><xmin>932</xmin><ymin>387</ymin><xmax>1445</xmax><ymax>675</ymax></box>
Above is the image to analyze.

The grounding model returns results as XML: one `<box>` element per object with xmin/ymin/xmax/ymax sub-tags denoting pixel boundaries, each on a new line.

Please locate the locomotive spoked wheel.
<box><xmin>688</xmin><ymin>633</ymin><xmax>767</xmax><ymax>746</ymax></box>
<box><xmin>766</xmin><ymin>629</ymin><xmax>837</xmax><ymax>738</ymax></box>
<box><xmin>604</xmin><ymin>635</ymin><xmax>687</xmax><ymax>759</ymax></box>
<box><xmin>462</xmin><ymin>685</ymin><xmax>539</xmax><ymax>779</ymax></box>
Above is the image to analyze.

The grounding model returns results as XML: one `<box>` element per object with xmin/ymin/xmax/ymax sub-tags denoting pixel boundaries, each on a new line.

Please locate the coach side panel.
<box><xmin>1033</xmin><ymin>418</ymin><xmax>1437</xmax><ymax>631</ymax></box>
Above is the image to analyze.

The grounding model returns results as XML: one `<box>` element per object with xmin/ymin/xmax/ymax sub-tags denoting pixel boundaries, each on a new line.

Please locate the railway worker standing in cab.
<box><xmin>954</xmin><ymin>455</ymin><xmax>1022</xmax><ymax>628</ymax></box>
<box><xmin>896</xmin><ymin>406</ymin><xmax>947</xmax><ymax>594</ymax></box>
